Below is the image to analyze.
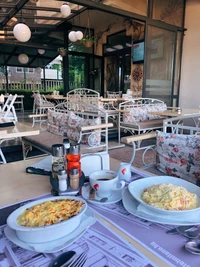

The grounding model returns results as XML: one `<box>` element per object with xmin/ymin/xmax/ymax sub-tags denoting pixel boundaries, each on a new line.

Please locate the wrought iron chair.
<box><xmin>0</xmin><ymin>94</ymin><xmax>18</xmax><ymax>122</ymax></box>
<box><xmin>32</xmin><ymin>92</ymin><xmax>54</xmax><ymax>126</ymax></box>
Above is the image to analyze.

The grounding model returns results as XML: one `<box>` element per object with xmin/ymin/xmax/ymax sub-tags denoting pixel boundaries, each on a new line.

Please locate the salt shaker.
<box><xmin>69</xmin><ymin>168</ymin><xmax>79</xmax><ymax>190</ymax></box>
<box><xmin>58</xmin><ymin>169</ymin><xmax>68</xmax><ymax>191</ymax></box>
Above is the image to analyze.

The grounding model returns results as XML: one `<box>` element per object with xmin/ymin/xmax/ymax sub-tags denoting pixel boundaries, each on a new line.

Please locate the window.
<box><xmin>16</xmin><ymin>67</ymin><xmax>23</xmax><ymax>73</ymax></box>
<box><xmin>27</xmin><ymin>68</ymin><xmax>34</xmax><ymax>73</ymax></box>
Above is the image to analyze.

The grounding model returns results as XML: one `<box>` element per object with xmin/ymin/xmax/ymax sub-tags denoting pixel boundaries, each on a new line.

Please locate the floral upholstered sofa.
<box><xmin>119</xmin><ymin>98</ymin><xmax>167</xmax><ymax>141</ymax></box>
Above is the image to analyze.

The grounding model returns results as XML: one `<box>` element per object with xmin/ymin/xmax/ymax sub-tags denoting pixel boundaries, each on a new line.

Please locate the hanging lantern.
<box><xmin>18</xmin><ymin>54</ymin><xmax>29</xmax><ymax>64</ymax></box>
<box><xmin>68</xmin><ymin>31</ymin><xmax>77</xmax><ymax>42</ymax></box>
<box><xmin>35</xmin><ymin>67</ymin><xmax>42</xmax><ymax>73</ymax></box>
<box><xmin>75</xmin><ymin>31</ymin><xmax>83</xmax><ymax>40</ymax></box>
<box><xmin>60</xmin><ymin>4</ymin><xmax>71</xmax><ymax>17</ymax></box>
<box><xmin>38</xmin><ymin>49</ymin><xmax>45</xmax><ymax>55</ymax></box>
<box><xmin>13</xmin><ymin>23</ymin><xmax>31</xmax><ymax>42</ymax></box>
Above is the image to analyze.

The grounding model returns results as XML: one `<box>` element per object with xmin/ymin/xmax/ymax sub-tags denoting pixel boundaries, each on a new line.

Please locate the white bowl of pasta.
<box><xmin>128</xmin><ymin>176</ymin><xmax>200</xmax><ymax>215</ymax></box>
<box><xmin>7</xmin><ymin>196</ymin><xmax>87</xmax><ymax>243</ymax></box>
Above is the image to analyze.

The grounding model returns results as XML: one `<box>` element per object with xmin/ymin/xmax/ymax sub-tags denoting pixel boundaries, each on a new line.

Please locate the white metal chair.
<box><xmin>0</xmin><ymin>94</ymin><xmax>18</xmax><ymax>121</ymax></box>
<box><xmin>32</xmin><ymin>92</ymin><xmax>54</xmax><ymax>126</ymax></box>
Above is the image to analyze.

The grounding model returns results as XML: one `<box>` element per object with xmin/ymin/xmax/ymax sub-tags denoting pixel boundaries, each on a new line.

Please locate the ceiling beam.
<box><xmin>4</xmin><ymin>24</ymin><xmax>57</xmax><ymax>30</ymax></box>
<box><xmin>4</xmin><ymin>47</ymin><xmax>18</xmax><ymax>65</ymax></box>
<box><xmin>0</xmin><ymin>40</ymin><xmax>58</xmax><ymax>50</ymax></box>
<box><xmin>0</xmin><ymin>4</ymin><xmax>78</xmax><ymax>13</ymax></box>
<box><xmin>15</xmin><ymin>15</ymin><xmax>67</xmax><ymax>21</ymax></box>
<box><xmin>1</xmin><ymin>0</ymin><xmax>30</xmax><ymax>27</ymax></box>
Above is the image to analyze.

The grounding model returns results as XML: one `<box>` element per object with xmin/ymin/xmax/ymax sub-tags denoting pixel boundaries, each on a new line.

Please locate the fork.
<box><xmin>68</xmin><ymin>251</ymin><xmax>87</xmax><ymax>267</ymax></box>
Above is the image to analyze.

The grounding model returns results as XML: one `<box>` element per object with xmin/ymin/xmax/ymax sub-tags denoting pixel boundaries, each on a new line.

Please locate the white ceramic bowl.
<box><xmin>7</xmin><ymin>196</ymin><xmax>87</xmax><ymax>243</ymax></box>
<box><xmin>128</xmin><ymin>176</ymin><xmax>200</xmax><ymax>215</ymax></box>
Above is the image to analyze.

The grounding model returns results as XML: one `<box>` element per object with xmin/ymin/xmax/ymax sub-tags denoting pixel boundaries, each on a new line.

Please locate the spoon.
<box><xmin>92</xmin><ymin>197</ymin><xmax>108</xmax><ymax>203</ymax></box>
<box><xmin>49</xmin><ymin>251</ymin><xmax>76</xmax><ymax>267</ymax></box>
<box><xmin>185</xmin><ymin>241</ymin><xmax>200</xmax><ymax>255</ymax></box>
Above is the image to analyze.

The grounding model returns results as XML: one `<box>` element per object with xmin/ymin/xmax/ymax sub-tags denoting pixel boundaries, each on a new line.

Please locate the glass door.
<box><xmin>143</xmin><ymin>25</ymin><xmax>176</xmax><ymax>106</ymax></box>
<box><xmin>104</xmin><ymin>52</ymin><xmax>131</xmax><ymax>96</ymax></box>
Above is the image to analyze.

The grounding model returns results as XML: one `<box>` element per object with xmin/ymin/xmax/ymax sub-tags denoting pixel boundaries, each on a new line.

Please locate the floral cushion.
<box><xmin>147</xmin><ymin>103</ymin><xmax>167</xmax><ymax>120</ymax></box>
<box><xmin>68</xmin><ymin>111</ymin><xmax>85</xmax><ymax>128</ymax></box>
<box><xmin>156</xmin><ymin>131</ymin><xmax>200</xmax><ymax>185</ymax></box>
<box><xmin>67</xmin><ymin>112</ymin><xmax>101</xmax><ymax>145</ymax></box>
<box><xmin>123</xmin><ymin>106</ymin><xmax>148</xmax><ymax>123</ymax></box>
<box><xmin>47</xmin><ymin>109</ymin><xmax>69</xmax><ymax>136</ymax></box>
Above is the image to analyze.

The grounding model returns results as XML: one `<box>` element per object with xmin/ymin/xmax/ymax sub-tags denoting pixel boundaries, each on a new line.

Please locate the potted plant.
<box><xmin>57</xmin><ymin>47</ymin><xmax>67</xmax><ymax>56</ymax></box>
<box><xmin>81</xmin><ymin>35</ymin><xmax>96</xmax><ymax>48</ymax></box>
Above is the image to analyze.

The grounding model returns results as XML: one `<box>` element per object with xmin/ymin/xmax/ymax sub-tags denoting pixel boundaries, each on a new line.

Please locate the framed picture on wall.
<box><xmin>151</xmin><ymin>37</ymin><xmax>163</xmax><ymax>59</ymax></box>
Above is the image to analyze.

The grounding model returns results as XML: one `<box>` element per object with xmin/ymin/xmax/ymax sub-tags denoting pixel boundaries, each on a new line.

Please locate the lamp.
<box><xmin>38</xmin><ymin>49</ymin><xmax>45</xmax><ymax>55</ymax></box>
<box><xmin>75</xmin><ymin>31</ymin><xmax>83</xmax><ymax>40</ymax></box>
<box><xmin>13</xmin><ymin>23</ymin><xmax>31</xmax><ymax>42</ymax></box>
<box><xmin>68</xmin><ymin>31</ymin><xmax>77</xmax><ymax>42</ymax></box>
<box><xmin>18</xmin><ymin>54</ymin><xmax>29</xmax><ymax>64</ymax></box>
<box><xmin>60</xmin><ymin>4</ymin><xmax>71</xmax><ymax>17</ymax></box>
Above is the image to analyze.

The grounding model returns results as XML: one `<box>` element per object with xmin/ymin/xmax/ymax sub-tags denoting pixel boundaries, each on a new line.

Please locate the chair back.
<box><xmin>1</xmin><ymin>94</ymin><xmax>18</xmax><ymax>121</ymax></box>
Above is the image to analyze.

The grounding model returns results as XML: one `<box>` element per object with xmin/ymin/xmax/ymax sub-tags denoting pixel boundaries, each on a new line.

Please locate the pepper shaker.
<box><xmin>69</xmin><ymin>168</ymin><xmax>79</xmax><ymax>190</ymax></box>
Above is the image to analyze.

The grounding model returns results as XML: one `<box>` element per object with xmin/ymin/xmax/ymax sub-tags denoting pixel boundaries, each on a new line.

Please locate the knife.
<box><xmin>49</xmin><ymin>251</ymin><xmax>76</xmax><ymax>267</ymax></box>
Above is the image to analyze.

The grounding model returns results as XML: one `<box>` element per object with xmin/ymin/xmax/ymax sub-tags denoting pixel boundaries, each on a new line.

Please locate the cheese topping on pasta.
<box><xmin>17</xmin><ymin>199</ymin><xmax>85</xmax><ymax>227</ymax></box>
<box><xmin>142</xmin><ymin>183</ymin><xmax>198</xmax><ymax>211</ymax></box>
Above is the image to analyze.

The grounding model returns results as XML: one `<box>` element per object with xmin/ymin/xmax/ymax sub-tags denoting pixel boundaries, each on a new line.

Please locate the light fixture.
<box><xmin>113</xmin><ymin>45</ymin><xmax>124</xmax><ymax>50</ymax></box>
<box><xmin>13</xmin><ymin>23</ymin><xmax>31</xmax><ymax>42</ymax></box>
<box><xmin>75</xmin><ymin>31</ymin><xmax>83</xmax><ymax>40</ymax></box>
<box><xmin>68</xmin><ymin>31</ymin><xmax>77</xmax><ymax>42</ymax></box>
<box><xmin>7</xmin><ymin>17</ymin><xmax>17</xmax><ymax>27</ymax></box>
<box><xmin>38</xmin><ymin>49</ymin><xmax>45</xmax><ymax>55</ymax></box>
<box><xmin>106</xmin><ymin>48</ymin><xmax>116</xmax><ymax>52</ymax></box>
<box><xmin>18</xmin><ymin>53</ymin><xmax>29</xmax><ymax>64</ymax></box>
<box><xmin>35</xmin><ymin>67</ymin><xmax>42</xmax><ymax>73</ymax></box>
<box><xmin>60</xmin><ymin>4</ymin><xmax>71</xmax><ymax>17</ymax></box>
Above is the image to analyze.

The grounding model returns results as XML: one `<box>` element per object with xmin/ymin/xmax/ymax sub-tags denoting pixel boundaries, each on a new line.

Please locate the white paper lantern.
<box><xmin>60</xmin><ymin>4</ymin><xmax>71</xmax><ymax>17</ymax></box>
<box><xmin>75</xmin><ymin>31</ymin><xmax>83</xmax><ymax>40</ymax></box>
<box><xmin>38</xmin><ymin>49</ymin><xmax>45</xmax><ymax>55</ymax></box>
<box><xmin>35</xmin><ymin>67</ymin><xmax>42</xmax><ymax>73</ymax></box>
<box><xmin>13</xmin><ymin>23</ymin><xmax>31</xmax><ymax>42</ymax></box>
<box><xmin>18</xmin><ymin>54</ymin><xmax>29</xmax><ymax>64</ymax></box>
<box><xmin>68</xmin><ymin>31</ymin><xmax>77</xmax><ymax>42</ymax></box>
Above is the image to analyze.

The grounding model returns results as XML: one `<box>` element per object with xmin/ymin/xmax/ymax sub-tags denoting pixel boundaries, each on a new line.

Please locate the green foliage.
<box><xmin>57</xmin><ymin>47</ymin><xmax>66</xmax><ymax>52</ymax></box>
<box><xmin>80</xmin><ymin>35</ymin><xmax>96</xmax><ymax>43</ymax></box>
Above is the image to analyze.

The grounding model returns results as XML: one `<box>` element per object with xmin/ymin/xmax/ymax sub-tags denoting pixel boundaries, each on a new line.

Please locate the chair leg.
<box><xmin>0</xmin><ymin>148</ymin><xmax>7</xmax><ymax>164</ymax></box>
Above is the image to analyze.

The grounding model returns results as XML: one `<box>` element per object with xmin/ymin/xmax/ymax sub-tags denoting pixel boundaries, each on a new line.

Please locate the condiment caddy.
<box><xmin>50</xmin><ymin>141</ymin><xmax>85</xmax><ymax>196</ymax></box>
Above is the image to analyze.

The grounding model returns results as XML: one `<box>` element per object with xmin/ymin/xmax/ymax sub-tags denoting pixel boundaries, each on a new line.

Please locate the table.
<box><xmin>0</xmin><ymin>122</ymin><xmax>39</xmax><ymax>163</ymax></box>
<box><xmin>0</xmin><ymin>156</ymin><xmax>169</xmax><ymax>267</ymax></box>
<box><xmin>45</xmin><ymin>94</ymin><xmax>67</xmax><ymax>104</ymax></box>
<box><xmin>148</xmin><ymin>108</ymin><xmax>200</xmax><ymax>117</ymax></box>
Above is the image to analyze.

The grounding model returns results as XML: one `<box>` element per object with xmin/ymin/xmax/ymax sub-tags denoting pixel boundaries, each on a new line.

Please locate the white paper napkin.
<box><xmin>28</xmin><ymin>214</ymin><xmax>96</xmax><ymax>252</ymax></box>
<box><xmin>136</xmin><ymin>204</ymin><xmax>200</xmax><ymax>223</ymax></box>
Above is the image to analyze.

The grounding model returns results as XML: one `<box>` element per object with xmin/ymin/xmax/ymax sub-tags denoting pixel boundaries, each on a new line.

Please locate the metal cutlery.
<box><xmin>68</xmin><ymin>251</ymin><xmax>88</xmax><ymax>267</ymax></box>
<box><xmin>49</xmin><ymin>251</ymin><xmax>76</xmax><ymax>267</ymax></box>
<box><xmin>185</xmin><ymin>240</ymin><xmax>200</xmax><ymax>255</ymax></box>
<box><xmin>166</xmin><ymin>226</ymin><xmax>200</xmax><ymax>239</ymax></box>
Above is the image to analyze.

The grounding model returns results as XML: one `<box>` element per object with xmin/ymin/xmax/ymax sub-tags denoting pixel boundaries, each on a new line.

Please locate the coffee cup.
<box><xmin>89</xmin><ymin>170</ymin><xmax>125</xmax><ymax>198</ymax></box>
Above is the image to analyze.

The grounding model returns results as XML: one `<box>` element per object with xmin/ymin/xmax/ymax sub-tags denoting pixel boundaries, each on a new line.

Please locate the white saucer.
<box><xmin>82</xmin><ymin>184</ymin><xmax>122</xmax><ymax>205</ymax></box>
<box><xmin>4</xmin><ymin>209</ymin><xmax>96</xmax><ymax>253</ymax></box>
<box><xmin>122</xmin><ymin>189</ymin><xmax>200</xmax><ymax>226</ymax></box>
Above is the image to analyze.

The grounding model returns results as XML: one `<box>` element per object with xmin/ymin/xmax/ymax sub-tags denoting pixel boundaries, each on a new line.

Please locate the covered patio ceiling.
<box><xmin>0</xmin><ymin>0</ymin><xmax>132</xmax><ymax>68</ymax></box>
